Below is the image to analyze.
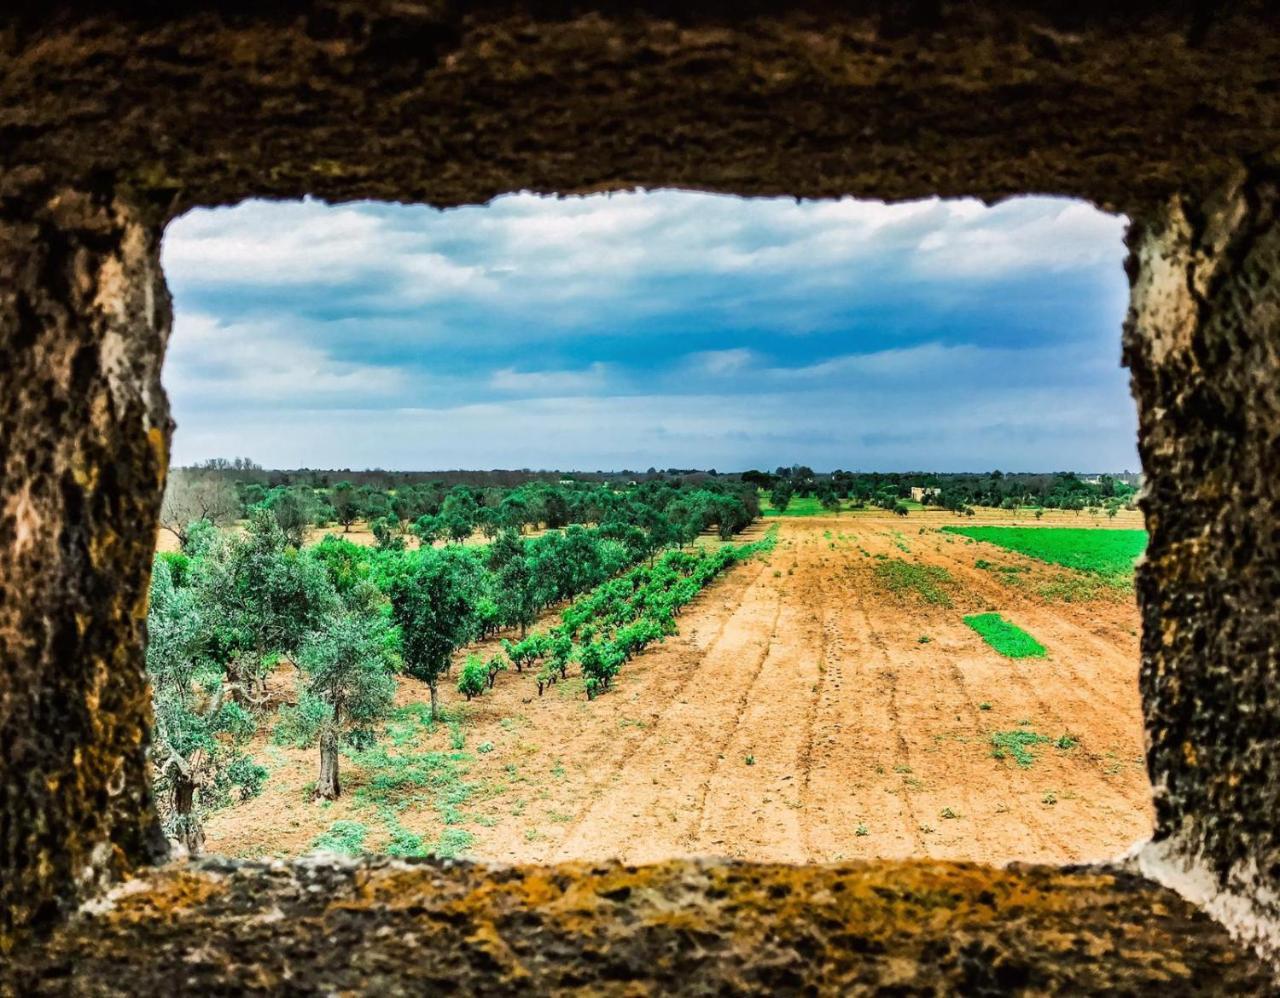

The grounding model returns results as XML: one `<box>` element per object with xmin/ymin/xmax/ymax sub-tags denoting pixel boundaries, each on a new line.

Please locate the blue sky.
<box><xmin>161</xmin><ymin>191</ymin><xmax>1136</xmax><ymax>472</ymax></box>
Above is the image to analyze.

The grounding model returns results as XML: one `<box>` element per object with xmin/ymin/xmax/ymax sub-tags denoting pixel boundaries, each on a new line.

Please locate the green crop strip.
<box><xmin>964</xmin><ymin>613</ymin><xmax>1046</xmax><ymax>658</ymax></box>
<box><xmin>941</xmin><ymin>526</ymin><xmax>1146</xmax><ymax>580</ymax></box>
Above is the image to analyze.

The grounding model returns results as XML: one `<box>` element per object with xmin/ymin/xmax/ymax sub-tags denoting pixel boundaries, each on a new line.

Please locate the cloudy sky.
<box><xmin>161</xmin><ymin>190</ymin><xmax>1136</xmax><ymax>473</ymax></box>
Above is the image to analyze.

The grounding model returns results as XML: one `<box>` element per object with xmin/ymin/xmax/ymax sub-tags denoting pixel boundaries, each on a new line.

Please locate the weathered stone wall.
<box><xmin>1125</xmin><ymin>173</ymin><xmax>1280</xmax><ymax>962</ymax></box>
<box><xmin>2</xmin><ymin>2</ymin><xmax>1279</xmax><ymax>216</ymax></box>
<box><xmin>2</xmin><ymin>0</ymin><xmax>1280</xmax><ymax>969</ymax></box>
<box><xmin>0</xmin><ymin>187</ymin><xmax>171</xmax><ymax>942</ymax></box>
<box><xmin>4</xmin><ymin>857</ymin><xmax>1275</xmax><ymax>993</ymax></box>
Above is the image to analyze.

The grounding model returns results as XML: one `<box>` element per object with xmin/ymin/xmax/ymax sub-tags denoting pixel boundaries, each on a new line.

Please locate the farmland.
<box><xmin>202</xmin><ymin>506</ymin><xmax>1153</xmax><ymax>867</ymax></box>
<box><xmin>942</xmin><ymin>525</ymin><xmax>1147</xmax><ymax>579</ymax></box>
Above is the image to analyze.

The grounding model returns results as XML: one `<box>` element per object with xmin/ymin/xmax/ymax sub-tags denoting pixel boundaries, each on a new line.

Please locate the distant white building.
<box><xmin>910</xmin><ymin>487</ymin><xmax>941</xmax><ymax>502</ymax></box>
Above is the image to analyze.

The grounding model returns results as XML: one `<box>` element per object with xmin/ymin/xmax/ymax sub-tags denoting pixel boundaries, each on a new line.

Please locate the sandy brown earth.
<box><xmin>204</xmin><ymin>510</ymin><xmax>1153</xmax><ymax>867</ymax></box>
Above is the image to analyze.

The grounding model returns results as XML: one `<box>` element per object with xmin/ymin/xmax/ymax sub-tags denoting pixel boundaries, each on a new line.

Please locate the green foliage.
<box><xmin>942</xmin><ymin>526</ymin><xmax>1146</xmax><ymax>580</ymax></box>
<box><xmin>762</xmin><ymin>495</ymin><xmax>838</xmax><ymax>517</ymax></box>
<box><xmin>990</xmin><ymin>729</ymin><xmax>1052</xmax><ymax>768</ymax></box>
<box><xmin>273</xmin><ymin>691</ymin><xmax>332</xmax><ymax>748</ymax></box>
<box><xmin>457</xmin><ymin>654</ymin><xmax>488</xmax><ymax>700</ymax></box>
<box><xmin>873</xmin><ymin>559</ymin><xmax>954</xmax><ymax>606</ymax></box>
<box><xmin>431</xmin><ymin>828</ymin><xmax>475</xmax><ymax>859</ymax></box>
<box><xmin>156</xmin><ymin>550</ymin><xmax>191</xmax><ymax>587</ymax></box>
<box><xmin>195</xmin><ymin>508</ymin><xmax>341</xmax><ymax>689</ymax></box>
<box><xmin>311</xmin><ymin>820</ymin><xmax>368</xmax><ymax>855</ymax></box>
<box><xmin>370</xmin><ymin>515</ymin><xmax>405</xmax><ymax>551</ymax></box>
<box><xmin>390</xmin><ymin>551</ymin><xmax>476</xmax><ymax>695</ymax></box>
<box><xmin>964</xmin><ymin>613</ymin><xmax>1047</xmax><ymax>658</ymax></box>
<box><xmin>146</xmin><ymin>558</ymin><xmax>263</xmax><ymax>841</ymax></box>
<box><xmin>263</xmin><ymin>486</ymin><xmax>319</xmax><ymax>547</ymax></box>
<box><xmin>351</xmin><ymin>744</ymin><xmax>471</xmax><ymax>807</ymax></box>
<box><xmin>148</xmin><ymin>475</ymin><xmax>768</xmax><ymax>836</ymax></box>
<box><xmin>294</xmin><ymin>612</ymin><xmax>397</xmax><ymax>743</ymax></box>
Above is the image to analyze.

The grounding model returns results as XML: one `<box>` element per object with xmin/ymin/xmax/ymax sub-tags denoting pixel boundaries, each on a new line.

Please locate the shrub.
<box><xmin>457</xmin><ymin>654</ymin><xmax>488</xmax><ymax>700</ymax></box>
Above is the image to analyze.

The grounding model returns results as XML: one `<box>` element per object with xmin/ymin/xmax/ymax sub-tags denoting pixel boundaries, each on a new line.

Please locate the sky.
<box><xmin>161</xmin><ymin>190</ymin><xmax>1136</xmax><ymax>473</ymax></box>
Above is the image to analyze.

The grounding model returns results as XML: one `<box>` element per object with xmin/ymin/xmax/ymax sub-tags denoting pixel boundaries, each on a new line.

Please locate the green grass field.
<box><xmin>760</xmin><ymin>495</ymin><xmax>836</xmax><ymax>517</ymax></box>
<box><xmin>964</xmin><ymin>612</ymin><xmax>1047</xmax><ymax>658</ymax></box>
<box><xmin>758</xmin><ymin>493</ymin><xmax>925</xmax><ymax>517</ymax></box>
<box><xmin>942</xmin><ymin>526</ymin><xmax>1146</xmax><ymax>579</ymax></box>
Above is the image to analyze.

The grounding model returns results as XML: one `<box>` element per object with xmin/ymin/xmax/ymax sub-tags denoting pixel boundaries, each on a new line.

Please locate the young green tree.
<box><xmin>389</xmin><ymin>553</ymin><xmax>474</xmax><ymax>719</ymax></box>
<box><xmin>457</xmin><ymin>654</ymin><xmax>488</xmax><ymax>700</ymax></box>
<box><xmin>279</xmin><ymin>612</ymin><xmax>396</xmax><ymax>800</ymax></box>
<box><xmin>370</xmin><ymin>514</ymin><xmax>405</xmax><ymax>551</ymax></box>
<box><xmin>330</xmin><ymin>481</ymin><xmax>359</xmax><ymax>533</ymax></box>
<box><xmin>268</xmin><ymin>487</ymin><xmax>319</xmax><ymax>547</ymax></box>
<box><xmin>770</xmin><ymin>481</ymin><xmax>794</xmax><ymax>513</ymax></box>
<box><xmin>440</xmin><ymin>488</ymin><xmax>479</xmax><ymax>544</ymax></box>
<box><xmin>413</xmin><ymin>513</ymin><xmax>442</xmax><ymax>547</ymax></box>
<box><xmin>497</xmin><ymin>552</ymin><xmax>539</xmax><ymax>636</ymax></box>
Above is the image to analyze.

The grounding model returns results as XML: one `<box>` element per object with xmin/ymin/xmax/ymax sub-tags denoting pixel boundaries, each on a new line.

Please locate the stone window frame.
<box><xmin>1</xmin><ymin>1</ymin><xmax>1278</xmax><ymax>982</ymax></box>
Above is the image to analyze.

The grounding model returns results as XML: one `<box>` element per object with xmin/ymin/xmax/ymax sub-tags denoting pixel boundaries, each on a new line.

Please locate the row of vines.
<box><xmin>479</xmin><ymin>528</ymin><xmax>777</xmax><ymax>702</ymax></box>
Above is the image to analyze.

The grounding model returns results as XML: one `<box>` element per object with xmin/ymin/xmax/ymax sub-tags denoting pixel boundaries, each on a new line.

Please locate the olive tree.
<box><xmin>330</xmin><ymin>481</ymin><xmax>359</xmax><ymax>532</ymax></box>
<box><xmin>277</xmin><ymin>612</ymin><xmax>396</xmax><ymax>800</ymax></box>
<box><xmin>193</xmin><ymin>510</ymin><xmax>340</xmax><ymax>702</ymax></box>
<box><xmin>147</xmin><ymin>559</ymin><xmax>264</xmax><ymax>855</ymax></box>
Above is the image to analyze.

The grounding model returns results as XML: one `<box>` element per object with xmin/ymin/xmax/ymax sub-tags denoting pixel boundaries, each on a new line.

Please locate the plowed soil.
<box><xmin>205</xmin><ymin>510</ymin><xmax>1153</xmax><ymax>866</ymax></box>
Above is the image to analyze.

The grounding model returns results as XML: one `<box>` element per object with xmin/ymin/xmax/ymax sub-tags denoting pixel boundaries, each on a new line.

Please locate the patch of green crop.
<box><xmin>760</xmin><ymin>495</ymin><xmax>855</xmax><ymax>517</ymax></box>
<box><xmin>431</xmin><ymin>827</ymin><xmax>475</xmax><ymax>859</ymax></box>
<box><xmin>991</xmin><ymin>730</ymin><xmax>1051</xmax><ymax>768</ymax></box>
<box><xmin>964</xmin><ymin>613</ymin><xmax>1046</xmax><ymax>658</ymax></box>
<box><xmin>311</xmin><ymin>820</ymin><xmax>368</xmax><ymax>855</ymax></box>
<box><xmin>873</xmin><ymin>559</ymin><xmax>954</xmax><ymax>606</ymax></box>
<box><xmin>384</xmin><ymin>703</ymin><xmax>436</xmax><ymax>747</ymax></box>
<box><xmin>942</xmin><ymin>526</ymin><xmax>1146</xmax><ymax>580</ymax></box>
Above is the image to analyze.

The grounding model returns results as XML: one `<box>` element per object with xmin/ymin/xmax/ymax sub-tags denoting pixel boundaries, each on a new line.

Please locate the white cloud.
<box><xmin>166</xmin><ymin>311</ymin><xmax>409</xmax><ymax>405</ymax></box>
<box><xmin>685</xmin><ymin>348</ymin><xmax>758</xmax><ymax>376</ymax></box>
<box><xmin>912</xmin><ymin>200</ymin><xmax>1124</xmax><ymax>278</ymax></box>
<box><xmin>489</xmin><ymin>363</ymin><xmax>610</xmax><ymax>395</ymax></box>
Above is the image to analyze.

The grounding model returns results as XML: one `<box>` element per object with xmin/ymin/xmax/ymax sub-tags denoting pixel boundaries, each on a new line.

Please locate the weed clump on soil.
<box><xmin>873</xmin><ymin>559</ymin><xmax>954</xmax><ymax>607</ymax></box>
<box><xmin>991</xmin><ymin>730</ymin><xmax>1051</xmax><ymax>768</ymax></box>
<box><xmin>964</xmin><ymin>613</ymin><xmax>1046</xmax><ymax>658</ymax></box>
<box><xmin>311</xmin><ymin>820</ymin><xmax>369</xmax><ymax>854</ymax></box>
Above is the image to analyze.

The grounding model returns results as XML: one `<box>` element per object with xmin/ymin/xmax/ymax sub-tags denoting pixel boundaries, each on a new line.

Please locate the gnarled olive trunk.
<box><xmin>169</xmin><ymin>774</ymin><xmax>204</xmax><ymax>856</ymax></box>
<box><xmin>316</xmin><ymin>725</ymin><xmax>340</xmax><ymax>800</ymax></box>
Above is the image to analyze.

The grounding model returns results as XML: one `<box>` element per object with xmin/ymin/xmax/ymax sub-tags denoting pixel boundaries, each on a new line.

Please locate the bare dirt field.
<box><xmin>205</xmin><ymin>510</ymin><xmax>1153</xmax><ymax>867</ymax></box>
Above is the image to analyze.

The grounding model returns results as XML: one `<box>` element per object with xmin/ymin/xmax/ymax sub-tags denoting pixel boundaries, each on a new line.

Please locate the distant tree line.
<box><xmin>162</xmin><ymin>465</ymin><xmax>761</xmax><ymax>552</ymax></box>
<box><xmin>743</xmin><ymin>466</ymin><xmax>1138</xmax><ymax>517</ymax></box>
